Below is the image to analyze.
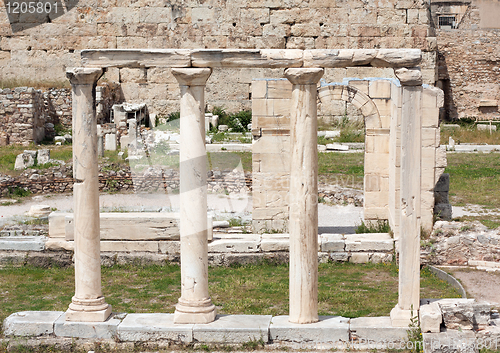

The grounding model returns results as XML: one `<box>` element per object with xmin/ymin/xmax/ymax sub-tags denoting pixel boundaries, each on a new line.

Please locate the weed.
<box><xmin>166</xmin><ymin>111</ymin><xmax>180</xmax><ymax>122</ymax></box>
<box><xmin>355</xmin><ymin>220</ymin><xmax>391</xmax><ymax>234</ymax></box>
<box><xmin>6</xmin><ymin>187</ymin><xmax>31</xmax><ymax>198</ymax></box>
<box><xmin>406</xmin><ymin>305</ymin><xmax>423</xmax><ymax>353</ymax></box>
<box><xmin>240</xmin><ymin>338</ymin><xmax>265</xmax><ymax>350</ymax></box>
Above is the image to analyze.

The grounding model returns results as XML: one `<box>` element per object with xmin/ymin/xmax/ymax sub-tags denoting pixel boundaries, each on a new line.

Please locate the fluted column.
<box><xmin>390</xmin><ymin>67</ymin><xmax>422</xmax><ymax>327</ymax></box>
<box><xmin>66</xmin><ymin>68</ymin><xmax>111</xmax><ymax>322</ymax></box>
<box><xmin>173</xmin><ymin>68</ymin><xmax>216</xmax><ymax>324</ymax></box>
<box><xmin>285</xmin><ymin>68</ymin><xmax>324</xmax><ymax>324</ymax></box>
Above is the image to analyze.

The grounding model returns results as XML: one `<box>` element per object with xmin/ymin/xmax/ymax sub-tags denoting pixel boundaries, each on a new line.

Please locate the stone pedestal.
<box><xmin>172</xmin><ymin>68</ymin><xmax>216</xmax><ymax>324</ymax></box>
<box><xmin>284</xmin><ymin>68</ymin><xmax>324</xmax><ymax>324</ymax></box>
<box><xmin>66</xmin><ymin>68</ymin><xmax>111</xmax><ymax>322</ymax></box>
<box><xmin>391</xmin><ymin>69</ymin><xmax>422</xmax><ymax>327</ymax></box>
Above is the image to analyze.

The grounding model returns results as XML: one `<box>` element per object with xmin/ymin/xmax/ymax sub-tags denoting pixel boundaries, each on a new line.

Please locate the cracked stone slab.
<box><xmin>193</xmin><ymin>315</ymin><xmax>272</xmax><ymax>343</ymax></box>
<box><xmin>54</xmin><ymin>312</ymin><xmax>123</xmax><ymax>339</ymax></box>
<box><xmin>117</xmin><ymin>313</ymin><xmax>193</xmax><ymax>343</ymax></box>
<box><xmin>320</xmin><ymin>234</ymin><xmax>345</xmax><ymax>252</ymax></box>
<box><xmin>3</xmin><ymin>311</ymin><xmax>64</xmax><ymax>336</ymax></box>
<box><xmin>270</xmin><ymin>315</ymin><xmax>349</xmax><ymax>343</ymax></box>
<box><xmin>350</xmin><ymin>317</ymin><xmax>408</xmax><ymax>342</ymax></box>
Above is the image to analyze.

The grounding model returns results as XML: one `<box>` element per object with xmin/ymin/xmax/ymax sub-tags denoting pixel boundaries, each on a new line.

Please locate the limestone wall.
<box><xmin>0</xmin><ymin>87</ymin><xmax>45</xmax><ymax>145</ymax></box>
<box><xmin>433</xmin><ymin>0</ymin><xmax>500</xmax><ymax>120</ymax></box>
<box><xmin>0</xmin><ymin>0</ymin><xmax>437</xmax><ymax>116</ymax></box>
<box><xmin>252</xmin><ymin>78</ymin><xmax>443</xmax><ymax>235</ymax></box>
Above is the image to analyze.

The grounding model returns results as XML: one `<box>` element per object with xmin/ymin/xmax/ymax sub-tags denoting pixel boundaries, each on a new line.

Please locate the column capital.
<box><xmin>284</xmin><ymin>68</ymin><xmax>324</xmax><ymax>85</ymax></box>
<box><xmin>394</xmin><ymin>67</ymin><xmax>422</xmax><ymax>86</ymax></box>
<box><xmin>66</xmin><ymin>68</ymin><xmax>103</xmax><ymax>85</ymax></box>
<box><xmin>172</xmin><ymin>68</ymin><xmax>212</xmax><ymax>86</ymax></box>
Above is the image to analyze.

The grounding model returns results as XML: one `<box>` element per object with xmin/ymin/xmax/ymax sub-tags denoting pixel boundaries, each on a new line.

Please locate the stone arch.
<box><xmin>317</xmin><ymin>83</ymin><xmax>389</xmax><ymax>222</ymax></box>
<box><xmin>317</xmin><ymin>84</ymin><xmax>382</xmax><ymax>129</ymax></box>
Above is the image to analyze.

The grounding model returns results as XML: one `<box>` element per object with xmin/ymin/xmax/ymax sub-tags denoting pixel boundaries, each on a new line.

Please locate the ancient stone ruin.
<box><xmin>59</xmin><ymin>48</ymin><xmax>425</xmax><ymax>328</ymax></box>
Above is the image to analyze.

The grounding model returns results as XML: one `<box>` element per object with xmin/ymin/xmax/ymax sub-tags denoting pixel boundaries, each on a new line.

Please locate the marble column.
<box><xmin>172</xmin><ymin>68</ymin><xmax>216</xmax><ymax>324</ymax></box>
<box><xmin>66</xmin><ymin>68</ymin><xmax>111</xmax><ymax>322</ymax></box>
<box><xmin>390</xmin><ymin>68</ymin><xmax>423</xmax><ymax>327</ymax></box>
<box><xmin>284</xmin><ymin>68</ymin><xmax>324</xmax><ymax>324</ymax></box>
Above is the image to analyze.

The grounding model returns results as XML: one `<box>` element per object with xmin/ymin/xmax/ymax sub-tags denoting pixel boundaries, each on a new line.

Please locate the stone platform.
<box><xmin>3</xmin><ymin>311</ymin><xmax>409</xmax><ymax>345</ymax></box>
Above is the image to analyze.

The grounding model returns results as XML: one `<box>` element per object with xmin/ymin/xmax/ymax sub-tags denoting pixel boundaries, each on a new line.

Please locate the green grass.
<box><xmin>0</xmin><ymin>262</ymin><xmax>461</xmax><ymax>329</ymax></box>
<box><xmin>208</xmin><ymin>152</ymin><xmax>252</xmax><ymax>173</ymax></box>
<box><xmin>446</xmin><ymin>153</ymin><xmax>500</xmax><ymax>208</ymax></box>
<box><xmin>441</xmin><ymin>125</ymin><xmax>500</xmax><ymax>146</ymax></box>
<box><xmin>355</xmin><ymin>220</ymin><xmax>391</xmax><ymax>234</ymax></box>
<box><xmin>318</xmin><ymin>152</ymin><xmax>364</xmax><ymax>188</ymax></box>
<box><xmin>0</xmin><ymin>145</ymin><xmax>73</xmax><ymax>175</ymax></box>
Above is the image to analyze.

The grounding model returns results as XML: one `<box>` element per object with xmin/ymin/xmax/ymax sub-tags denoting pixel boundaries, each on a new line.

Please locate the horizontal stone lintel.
<box><xmin>81</xmin><ymin>49</ymin><xmax>422</xmax><ymax>69</ymax></box>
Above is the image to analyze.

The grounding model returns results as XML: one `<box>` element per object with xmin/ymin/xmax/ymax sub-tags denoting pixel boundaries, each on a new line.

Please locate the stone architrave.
<box><xmin>390</xmin><ymin>68</ymin><xmax>422</xmax><ymax>327</ymax></box>
<box><xmin>65</xmin><ymin>67</ymin><xmax>112</xmax><ymax>322</ymax></box>
<box><xmin>172</xmin><ymin>68</ymin><xmax>216</xmax><ymax>324</ymax></box>
<box><xmin>284</xmin><ymin>68</ymin><xmax>324</xmax><ymax>324</ymax></box>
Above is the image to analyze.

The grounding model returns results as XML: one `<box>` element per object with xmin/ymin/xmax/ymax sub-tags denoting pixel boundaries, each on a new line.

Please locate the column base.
<box><xmin>65</xmin><ymin>305</ymin><xmax>112</xmax><ymax>322</ymax></box>
<box><xmin>390</xmin><ymin>304</ymin><xmax>418</xmax><ymax>327</ymax></box>
<box><xmin>174</xmin><ymin>300</ymin><xmax>217</xmax><ymax>324</ymax></box>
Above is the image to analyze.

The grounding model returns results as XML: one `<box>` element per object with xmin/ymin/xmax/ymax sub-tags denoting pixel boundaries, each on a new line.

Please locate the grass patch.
<box><xmin>0</xmin><ymin>262</ymin><xmax>461</xmax><ymax>329</ymax></box>
<box><xmin>446</xmin><ymin>153</ymin><xmax>500</xmax><ymax>208</ymax></box>
<box><xmin>441</xmin><ymin>125</ymin><xmax>500</xmax><ymax>145</ymax></box>
<box><xmin>318</xmin><ymin>152</ymin><xmax>364</xmax><ymax>189</ymax></box>
<box><xmin>208</xmin><ymin>152</ymin><xmax>252</xmax><ymax>173</ymax></box>
<box><xmin>0</xmin><ymin>145</ymin><xmax>73</xmax><ymax>175</ymax></box>
<box><xmin>0</xmin><ymin>79</ymin><xmax>70</xmax><ymax>89</ymax></box>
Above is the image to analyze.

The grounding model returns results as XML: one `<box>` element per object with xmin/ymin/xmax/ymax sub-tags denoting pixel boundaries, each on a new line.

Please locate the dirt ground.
<box><xmin>447</xmin><ymin>268</ymin><xmax>500</xmax><ymax>307</ymax></box>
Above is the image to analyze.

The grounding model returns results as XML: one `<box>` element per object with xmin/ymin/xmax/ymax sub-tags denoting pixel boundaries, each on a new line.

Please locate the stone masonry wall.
<box><xmin>434</xmin><ymin>0</ymin><xmax>500</xmax><ymax>120</ymax></box>
<box><xmin>0</xmin><ymin>87</ymin><xmax>44</xmax><ymax>145</ymax></box>
<box><xmin>252</xmin><ymin>78</ymin><xmax>443</xmax><ymax>235</ymax></box>
<box><xmin>0</xmin><ymin>0</ymin><xmax>437</xmax><ymax>116</ymax></box>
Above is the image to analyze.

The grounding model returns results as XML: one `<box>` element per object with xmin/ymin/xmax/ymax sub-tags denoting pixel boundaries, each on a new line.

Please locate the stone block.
<box><xmin>120</xmin><ymin>67</ymin><xmax>146</xmax><ymax>83</ymax></box>
<box><xmin>260</xmin><ymin>234</ymin><xmax>289</xmax><ymax>252</ymax></box>
<box><xmin>422</xmin><ymin>330</ymin><xmax>476</xmax><ymax>353</ymax></box>
<box><xmin>193</xmin><ymin>315</ymin><xmax>272</xmax><ymax>343</ymax></box>
<box><xmin>14</xmin><ymin>152</ymin><xmax>34</xmax><ymax>170</ymax></box>
<box><xmin>349</xmin><ymin>253</ymin><xmax>370</xmax><ymax>263</ymax></box>
<box><xmin>422</xmin><ymin>107</ymin><xmax>439</xmax><ymax>128</ymax></box>
<box><xmin>252</xmin><ymin>80</ymin><xmax>268</xmax><ymax>99</ymax></box>
<box><xmin>209</xmin><ymin>236</ymin><xmax>260</xmax><ymax>253</ymax></box>
<box><xmin>345</xmin><ymin>233</ymin><xmax>393</xmax><ymax>252</ymax></box>
<box><xmin>370</xmin><ymin>253</ymin><xmax>393</xmax><ymax>263</ymax></box>
<box><xmin>364</xmin><ymin>153</ymin><xmax>390</xmax><ymax>174</ymax></box>
<box><xmin>54</xmin><ymin>313</ymin><xmax>122</xmax><ymax>339</ymax></box>
<box><xmin>105</xmin><ymin>133</ymin><xmax>117</xmax><ymax>151</ymax></box>
<box><xmin>0</xmin><ymin>236</ymin><xmax>45</xmax><ymax>251</ymax></box>
<box><xmin>350</xmin><ymin>317</ymin><xmax>408</xmax><ymax>342</ymax></box>
<box><xmin>117</xmin><ymin>313</ymin><xmax>193</xmax><ymax>343</ymax></box>
<box><xmin>48</xmin><ymin>212</ymin><xmax>69</xmax><ymax>238</ymax></box>
<box><xmin>252</xmin><ymin>135</ymin><xmax>289</xmax><ymax>154</ymax></box>
<box><xmin>421</xmin><ymin>127</ymin><xmax>439</xmax><ymax>147</ymax></box>
<box><xmin>100</xmin><ymin>241</ymin><xmax>159</xmax><ymax>252</ymax></box>
<box><xmin>330</xmin><ymin>252</ymin><xmax>349</xmax><ymax>262</ymax></box>
<box><xmin>267</xmin><ymin>80</ymin><xmax>292</xmax><ymax>99</ymax></box>
<box><xmin>419</xmin><ymin>302</ymin><xmax>442</xmax><ymax>333</ymax></box>
<box><xmin>158</xmin><ymin>241</ymin><xmax>180</xmax><ymax>255</ymax></box>
<box><xmin>368</xmin><ymin>80</ymin><xmax>391</xmax><ymax>99</ymax></box>
<box><xmin>37</xmin><ymin>149</ymin><xmax>50</xmax><ymax>165</ymax></box>
<box><xmin>270</xmin><ymin>315</ymin><xmax>349</xmax><ymax>342</ymax></box>
<box><xmin>437</xmin><ymin>299</ymin><xmax>480</xmax><ymax>330</ymax></box>
<box><xmin>435</xmin><ymin>146</ymin><xmax>447</xmax><ymax>168</ymax></box>
<box><xmin>320</xmin><ymin>234</ymin><xmax>344</xmax><ymax>252</ymax></box>
<box><xmin>3</xmin><ymin>311</ymin><xmax>64</xmax><ymax>336</ymax></box>
<box><xmin>348</xmin><ymin>80</ymin><xmax>369</xmax><ymax>95</ymax></box>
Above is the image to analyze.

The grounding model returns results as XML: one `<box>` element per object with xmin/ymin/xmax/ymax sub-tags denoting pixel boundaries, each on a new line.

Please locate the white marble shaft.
<box><xmin>285</xmin><ymin>68</ymin><xmax>324</xmax><ymax>324</ymax></box>
<box><xmin>172</xmin><ymin>68</ymin><xmax>216</xmax><ymax>324</ymax></box>
<box><xmin>390</xmin><ymin>83</ymin><xmax>422</xmax><ymax>327</ymax></box>
<box><xmin>66</xmin><ymin>68</ymin><xmax>112</xmax><ymax>322</ymax></box>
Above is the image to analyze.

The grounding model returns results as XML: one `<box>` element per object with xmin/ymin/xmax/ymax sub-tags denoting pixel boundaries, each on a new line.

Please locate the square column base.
<box><xmin>390</xmin><ymin>304</ymin><xmax>418</xmax><ymax>327</ymax></box>
<box><xmin>65</xmin><ymin>305</ymin><xmax>112</xmax><ymax>322</ymax></box>
<box><xmin>174</xmin><ymin>308</ymin><xmax>216</xmax><ymax>324</ymax></box>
